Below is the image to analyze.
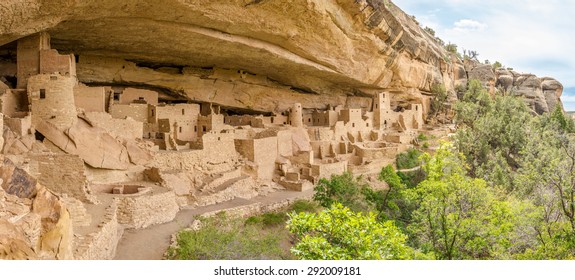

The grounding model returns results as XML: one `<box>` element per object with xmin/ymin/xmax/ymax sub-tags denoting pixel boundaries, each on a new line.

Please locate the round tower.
<box><xmin>289</xmin><ymin>103</ymin><xmax>303</xmax><ymax>127</ymax></box>
<box><xmin>28</xmin><ymin>73</ymin><xmax>77</xmax><ymax>130</ymax></box>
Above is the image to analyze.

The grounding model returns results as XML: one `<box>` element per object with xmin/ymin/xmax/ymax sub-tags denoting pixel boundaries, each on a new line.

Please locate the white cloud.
<box><xmin>451</xmin><ymin>19</ymin><xmax>487</xmax><ymax>32</ymax></box>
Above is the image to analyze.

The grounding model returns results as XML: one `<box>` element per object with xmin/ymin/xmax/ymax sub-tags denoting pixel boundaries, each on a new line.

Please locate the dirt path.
<box><xmin>113</xmin><ymin>189</ymin><xmax>314</xmax><ymax>260</ymax></box>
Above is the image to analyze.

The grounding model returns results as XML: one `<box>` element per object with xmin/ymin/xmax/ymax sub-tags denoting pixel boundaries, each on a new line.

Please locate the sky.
<box><xmin>393</xmin><ymin>0</ymin><xmax>575</xmax><ymax>111</ymax></box>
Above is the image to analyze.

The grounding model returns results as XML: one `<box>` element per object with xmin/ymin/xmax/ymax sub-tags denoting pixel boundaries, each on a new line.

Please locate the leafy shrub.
<box><xmin>289</xmin><ymin>200</ymin><xmax>319</xmax><ymax>213</ymax></box>
<box><xmin>396</xmin><ymin>148</ymin><xmax>423</xmax><ymax>170</ymax></box>
<box><xmin>287</xmin><ymin>203</ymin><xmax>414</xmax><ymax>260</ymax></box>
<box><xmin>166</xmin><ymin>215</ymin><xmax>290</xmax><ymax>260</ymax></box>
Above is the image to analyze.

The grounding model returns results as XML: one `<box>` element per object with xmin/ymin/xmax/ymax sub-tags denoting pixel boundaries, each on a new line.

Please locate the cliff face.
<box><xmin>0</xmin><ymin>0</ymin><xmax>563</xmax><ymax>113</ymax></box>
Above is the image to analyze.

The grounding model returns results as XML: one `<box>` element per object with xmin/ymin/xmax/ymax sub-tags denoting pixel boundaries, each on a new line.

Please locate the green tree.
<box><xmin>454</xmin><ymin>80</ymin><xmax>532</xmax><ymax>189</ymax></box>
<box><xmin>405</xmin><ymin>143</ymin><xmax>531</xmax><ymax>259</ymax></box>
<box><xmin>287</xmin><ymin>203</ymin><xmax>414</xmax><ymax>260</ymax></box>
<box><xmin>313</xmin><ymin>172</ymin><xmax>371</xmax><ymax>212</ymax></box>
<box><xmin>515</xmin><ymin>117</ymin><xmax>575</xmax><ymax>258</ymax></box>
<box><xmin>430</xmin><ymin>83</ymin><xmax>449</xmax><ymax>118</ymax></box>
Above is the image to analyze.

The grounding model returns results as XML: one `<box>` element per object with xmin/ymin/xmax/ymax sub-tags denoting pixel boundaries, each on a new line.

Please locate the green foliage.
<box><xmin>445</xmin><ymin>43</ymin><xmax>458</xmax><ymax>54</ymax></box>
<box><xmin>245</xmin><ymin>212</ymin><xmax>287</xmax><ymax>227</ymax></box>
<box><xmin>313</xmin><ymin>172</ymin><xmax>371</xmax><ymax>212</ymax></box>
<box><xmin>287</xmin><ymin>203</ymin><xmax>414</xmax><ymax>260</ymax></box>
<box><xmin>423</xmin><ymin>26</ymin><xmax>436</xmax><ymax>36</ymax></box>
<box><xmin>417</xmin><ymin>133</ymin><xmax>428</xmax><ymax>141</ymax></box>
<box><xmin>373</xmin><ymin>165</ymin><xmax>407</xmax><ymax>220</ymax></box>
<box><xmin>454</xmin><ymin>79</ymin><xmax>532</xmax><ymax>188</ymax></box>
<box><xmin>167</xmin><ymin>215</ymin><xmax>289</xmax><ymax>260</ymax></box>
<box><xmin>549</xmin><ymin>105</ymin><xmax>575</xmax><ymax>133</ymax></box>
<box><xmin>405</xmin><ymin>143</ymin><xmax>536</xmax><ymax>259</ymax></box>
<box><xmin>396</xmin><ymin>148</ymin><xmax>423</xmax><ymax>170</ymax></box>
<box><xmin>289</xmin><ymin>200</ymin><xmax>320</xmax><ymax>214</ymax></box>
<box><xmin>430</xmin><ymin>83</ymin><xmax>449</xmax><ymax>118</ymax></box>
<box><xmin>492</xmin><ymin>61</ymin><xmax>503</xmax><ymax>69</ymax></box>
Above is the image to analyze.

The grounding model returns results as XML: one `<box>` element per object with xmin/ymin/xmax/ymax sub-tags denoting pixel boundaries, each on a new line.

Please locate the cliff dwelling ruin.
<box><xmin>0</xmin><ymin>0</ymin><xmax>564</xmax><ymax>260</ymax></box>
<box><xmin>0</xmin><ymin>32</ymin><xmax>439</xmax><ymax>259</ymax></box>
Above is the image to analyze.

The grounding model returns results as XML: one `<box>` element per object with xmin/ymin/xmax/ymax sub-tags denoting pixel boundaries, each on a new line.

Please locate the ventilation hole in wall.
<box><xmin>218</xmin><ymin>137</ymin><xmax>221</xmax><ymax>141</ymax></box>
<box><xmin>39</xmin><ymin>89</ymin><xmax>46</xmax><ymax>99</ymax></box>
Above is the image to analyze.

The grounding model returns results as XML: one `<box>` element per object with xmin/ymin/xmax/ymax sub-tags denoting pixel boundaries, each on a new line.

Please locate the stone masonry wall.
<box><xmin>115</xmin><ymin>189</ymin><xmax>179</xmax><ymax>229</ymax></box>
<box><xmin>28</xmin><ymin>154</ymin><xmax>96</xmax><ymax>203</ymax></box>
<box><xmin>74</xmin><ymin>200</ymin><xmax>120</xmax><ymax>260</ymax></box>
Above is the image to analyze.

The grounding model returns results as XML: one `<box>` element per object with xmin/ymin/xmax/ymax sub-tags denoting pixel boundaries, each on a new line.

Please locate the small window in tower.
<box><xmin>151</xmin><ymin>109</ymin><xmax>155</xmax><ymax>117</ymax></box>
<box><xmin>308</xmin><ymin>118</ymin><xmax>311</xmax><ymax>122</ymax></box>
<box><xmin>179</xmin><ymin>127</ymin><xmax>182</xmax><ymax>133</ymax></box>
<box><xmin>271</xmin><ymin>117</ymin><xmax>275</xmax><ymax>123</ymax></box>
<box><xmin>194</xmin><ymin>126</ymin><xmax>197</xmax><ymax>132</ymax></box>
<box><xmin>366</xmin><ymin>123</ymin><xmax>369</xmax><ymax>127</ymax></box>
<box><xmin>182</xmin><ymin>109</ymin><xmax>185</xmax><ymax>115</ymax></box>
<box><xmin>352</xmin><ymin>123</ymin><xmax>355</xmax><ymax>128</ymax></box>
<box><xmin>39</xmin><ymin>89</ymin><xmax>46</xmax><ymax>99</ymax></box>
<box><xmin>202</xmin><ymin>126</ymin><xmax>207</xmax><ymax>132</ymax></box>
<box><xmin>375</xmin><ymin>104</ymin><xmax>378</xmax><ymax>109</ymax></box>
<box><xmin>218</xmin><ymin>137</ymin><xmax>221</xmax><ymax>141</ymax></box>
<box><xmin>114</xmin><ymin>93</ymin><xmax>120</xmax><ymax>101</ymax></box>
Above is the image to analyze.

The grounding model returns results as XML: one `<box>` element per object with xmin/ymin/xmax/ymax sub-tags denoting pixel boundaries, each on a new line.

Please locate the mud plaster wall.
<box><xmin>74</xmin><ymin>86</ymin><xmax>106</xmax><ymax>112</ymax></box>
<box><xmin>4</xmin><ymin>114</ymin><xmax>32</xmax><ymax>136</ymax></box>
<box><xmin>119</xmin><ymin>88</ymin><xmax>158</xmax><ymax>105</ymax></box>
<box><xmin>311</xmin><ymin>161</ymin><xmax>347</xmax><ymax>180</ymax></box>
<box><xmin>109</xmin><ymin>103</ymin><xmax>148</xmax><ymax>123</ymax></box>
<box><xmin>1</xmin><ymin>90</ymin><xmax>29</xmax><ymax>117</ymax></box>
<box><xmin>16</xmin><ymin>33</ymin><xmax>50</xmax><ymax>89</ymax></box>
<box><xmin>39</xmin><ymin>49</ymin><xmax>76</xmax><ymax>78</ymax></box>
<box><xmin>234</xmin><ymin>136</ymin><xmax>277</xmax><ymax>180</ymax></box>
<box><xmin>28</xmin><ymin>74</ymin><xmax>77</xmax><ymax>130</ymax></box>
<box><xmin>152</xmin><ymin>103</ymin><xmax>200</xmax><ymax>124</ymax></box>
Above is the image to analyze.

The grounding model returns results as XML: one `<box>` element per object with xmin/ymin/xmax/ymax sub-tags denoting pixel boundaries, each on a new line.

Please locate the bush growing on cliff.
<box><xmin>287</xmin><ymin>203</ymin><xmax>416</xmax><ymax>260</ymax></box>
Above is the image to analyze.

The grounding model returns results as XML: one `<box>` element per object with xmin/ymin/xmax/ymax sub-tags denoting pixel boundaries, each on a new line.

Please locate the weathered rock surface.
<box><xmin>0</xmin><ymin>157</ymin><xmax>74</xmax><ymax>260</ymax></box>
<box><xmin>0</xmin><ymin>0</ymin><xmax>451</xmax><ymax>108</ymax></box>
<box><xmin>0</xmin><ymin>0</ymin><xmax>565</xmax><ymax>113</ymax></box>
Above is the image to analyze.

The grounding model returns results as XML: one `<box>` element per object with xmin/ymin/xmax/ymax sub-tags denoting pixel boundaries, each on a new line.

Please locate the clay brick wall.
<box><xmin>311</xmin><ymin>161</ymin><xmax>347</xmax><ymax>180</ymax></box>
<box><xmin>74</xmin><ymin>85</ymin><xmax>106</xmax><ymax>112</ymax></box>
<box><xmin>39</xmin><ymin>49</ymin><xmax>76</xmax><ymax>77</ymax></box>
<box><xmin>109</xmin><ymin>103</ymin><xmax>149</xmax><ymax>123</ymax></box>
<box><xmin>152</xmin><ymin>103</ymin><xmax>200</xmax><ymax>124</ymax></box>
<box><xmin>4</xmin><ymin>114</ymin><xmax>32</xmax><ymax>136</ymax></box>
<box><xmin>1</xmin><ymin>89</ymin><xmax>29</xmax><ymax>117</ymax></box>
<box><xmin>234</xmin><ymin>136</ymin><xmax>277</xmax><ymax>180</ymax></box>
<box><xmin>27</xmin><ymin>74</ymin><xmax>77</xmax><ymax>130</ymax></box>
<box><xmin>16</xmin><ymin>33</ymin><xmax>50</xmax><ymax>89</ymax></box>
<box><xmin>119</xmin><ymin>88</ymin><xmax>158</xmax><ymax>105</ymax></box>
